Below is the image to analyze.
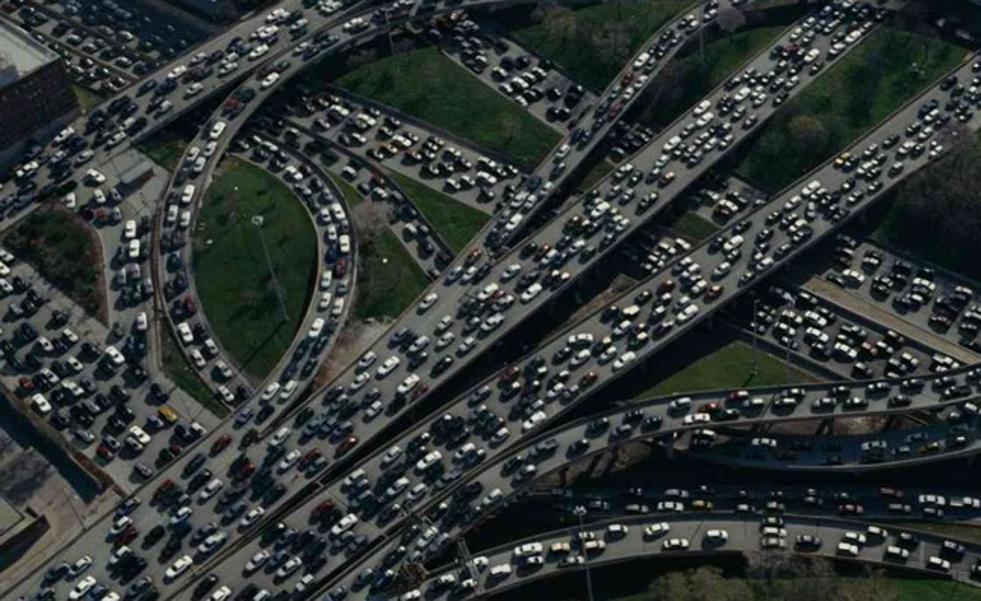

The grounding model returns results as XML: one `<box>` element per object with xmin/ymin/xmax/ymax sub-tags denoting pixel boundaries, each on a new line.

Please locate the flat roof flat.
<box><xmin>0</xmin><ymin>21</ymin><xmax>58</xmax><ymax>89</ymax></box>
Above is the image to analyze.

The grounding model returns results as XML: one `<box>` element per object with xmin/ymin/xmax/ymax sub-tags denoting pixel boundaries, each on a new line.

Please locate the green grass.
<box><xmin>160</xmin><ymin>326</ymin><xmax>228</xmax><ymax>416</ymax></box>
<box><xmin>2</xmin><ymin>205</ymin><xmax>106</xmax><ymax>323</ymax></box>
<box><xmin>662</xmin><ymin>210</ymin><xmax>718</xmax><ymax>243</ymax></box>
<box><xmin>638</xmin><ymin>341</ymin><xmax>817</xmax><ymax>398</ymax></box>
<box><xmin>137</xmin><ymin>136</ymin><xmax>188</xmax><ymax>173</ymax></box>
<box><xmin>386</xmin><ymin>171</ymin><xmax>489</xmax><ymax>253</ymax></box>
<box><xmin>639</xmin><ymin>26</ymin><xmax>788</xmax><ymax>129</ymax></box>
<box><xmin>328</xmin><ymin>175</ymin><xmax>429</xmax><ymax>321</ymax></box>
<box><xmin>335</xmin><ymin>47</ymin><xmax>561</xmax><ymax>168</ymax></box>
<box><xmin>329</xmin><ymin>173</ymin><xmax>364</xmax><ymax>207</ymax></box>
<box><xmin>891</xmin><ymin>577</ymin><xmax>981</xmax><ymax>601</ymax></box>
<box><xmin>735</xmin><ymin>25</ymin><xmax>967</xmax><ymax>191</ymax></box>
<box><xmin>193</xmin><ymin>158</ymin><xmax>318</xmax><ymax>380</ymax></box>
<box><xmin>71</xmin><ymin>85</ymin><xmax>103</xmax><ymax>114</ymax></box>
<box><xmin>355</xmin><ymin>230</ymin><xmax>429</xmax><ymax>321</ymax></box>
<box><xmin>509</xmin><ymin>0</ymin><xmax>689</xmax><ymax>91</ymax></box>
<box><xmin>577</xmin><ymin>160</ymin><xmax>615</xmax><ymax>193</ymax></box>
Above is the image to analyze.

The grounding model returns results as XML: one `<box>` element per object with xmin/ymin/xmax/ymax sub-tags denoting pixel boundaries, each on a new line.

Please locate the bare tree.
<box><xmin>350</xmin><ymin>197</ymin><xmax>388</xmax><ymax>247</ymax></box>
<box><xmin>648</xmin><ymin>566</ymin><xmax>753</xmax><ymax>601</ymax></box>
<box><xmin>0</xmin><ymin>452</ymin><xmax>51</xmax><ymax>505</ymax></box>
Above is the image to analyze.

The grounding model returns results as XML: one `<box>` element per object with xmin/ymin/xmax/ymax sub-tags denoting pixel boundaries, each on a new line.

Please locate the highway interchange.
<box><xmin>5</xmin><ymin>0</ymin><xmax>981</xmax><ymax>600</ymax></box>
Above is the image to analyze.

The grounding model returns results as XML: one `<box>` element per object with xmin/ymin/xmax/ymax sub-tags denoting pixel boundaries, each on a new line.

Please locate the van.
<box><xmin>489</xmin><ymin>564</ymin><xmax>511</xmax><ymax>578</ymax></box>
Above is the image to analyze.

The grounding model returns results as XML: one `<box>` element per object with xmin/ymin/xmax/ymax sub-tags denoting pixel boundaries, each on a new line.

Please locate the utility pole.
<box><xmin>456</xmin><ymin>538</ymin><xmax>481</xmax><ymax>594</ymax></box>
<box><xmin>750</xmin><ymin>297</ymin><xmax>759</xmax><ymax>379</ymax></box>
<box><xmin>573</xmin><ymin>506</ymin><xmax>597</xmax><ymax>601</ymax></box>
<box><xmin>252</xmin><ymin>214</ymin><xmax>290</xmax><ymax>324</ymax></box>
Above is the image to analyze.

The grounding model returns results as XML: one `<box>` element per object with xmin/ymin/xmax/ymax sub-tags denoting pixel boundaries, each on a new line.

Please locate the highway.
<box><xmin>149</xmin><ymin>7</ymin><xmax>895</xmax><ymax>594</ymax></box>
<box><xmin>186</xmin><ymin>40</ymin><xmax>981</xmax><ymax>598</ymax></box>
<box><xmin>5</xmin><ymin>3</ymin><xmax>972</xmax><ymax>600</ymax></box>
<box><xmin>245</xmin><ymin>0</ymin><xmax>885</xmax><ymax>478</ymax></box>
<box><xmin>410</xmin><ymin>513</ymin><xmax>981</xmax><ymax>600</ymax></box>
<box><xmin>214</xmin><ymin>362</ymin><xmax>981</xmax><ymax>594</ymax></box>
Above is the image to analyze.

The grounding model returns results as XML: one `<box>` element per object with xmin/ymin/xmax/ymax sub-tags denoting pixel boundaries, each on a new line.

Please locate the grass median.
<box><xmin>735</xmin><ymin>25</ymin><xmax>968</xmax><ymax>192</ymax></box>
<box><xmin>638</xmin><ymin>340</ymin><xmax>817</xmax><ymax>398</ymax></box>
<box><xmin>386</xmin><ymin>171</ymin><xmax>489</xmax><ymax>254</ymax></box>
<box><xmin>160</xmin><ymin>326</ymin><xmax>227</xmax><ymax>417</ymax></box>
<box><xmin>329</xmin><ymin>175</ymin><xmax>428</xmax><ymax>321</ymax></box>
<box><xmin>2</xmin><ymin>204</ymin><xmax>107</xmax><ymax>323</ymax></box>
<box><xmin>335</xmin><ymin>47</ymin><xmax>561</xmax><ymax>169</ymax></box>
<box><xmin>193</xmin><ymin>158</ymin><xmax>317</xmax><ymax>380</ymax></box>
<box><xmin>508</xmin><ymin>0</ymin><xmax>689</xmax><ymax>91</ymax></box>
<box><xmin>72</xmin><ymin>85</ymin><xmax>103</xmax><ymax>114</ymax></box>
<box><xmin>638</xmin><ymin>25</ymin><xmax>789</xmax><ymax>129</ymax></box>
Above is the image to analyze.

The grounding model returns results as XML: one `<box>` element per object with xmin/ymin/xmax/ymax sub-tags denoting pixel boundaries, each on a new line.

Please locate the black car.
<box><xmin>142</xmin><ymin>525</ymin><xmax>166</xmax><ymax>548</ymax></box>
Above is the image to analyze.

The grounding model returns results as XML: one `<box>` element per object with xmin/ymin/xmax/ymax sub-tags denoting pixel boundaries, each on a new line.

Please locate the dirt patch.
<box><xmin>562</xmin><ymin>273</ymin><xmax>637</xmax><ymax>328</ymax></box>
<box><xmin>314</xmin><ymin>318</ymin><xmax>393</xmax><ymax>387</ymax></box>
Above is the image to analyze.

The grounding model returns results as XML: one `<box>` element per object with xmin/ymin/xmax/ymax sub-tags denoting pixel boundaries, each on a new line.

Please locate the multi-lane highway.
<box><xmin>7</xmin><ymin>1</ymin><xmax>981</xmax><ymax>601</ymax></box>
<box><xmin>411</xmin><ymin>513</ymin><xmax>981</xmax><ymax>600</ymax></box>
<box><xmin>185</xmin><ymin>35</ymin><xmax>981</xmax><ymax>599</ymax></box>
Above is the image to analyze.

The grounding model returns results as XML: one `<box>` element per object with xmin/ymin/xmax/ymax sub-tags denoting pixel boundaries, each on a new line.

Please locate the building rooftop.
<box><xmin>0</xmin><ymin>21</ymin><xmax>58</xmax><ymax>89</ymax></box>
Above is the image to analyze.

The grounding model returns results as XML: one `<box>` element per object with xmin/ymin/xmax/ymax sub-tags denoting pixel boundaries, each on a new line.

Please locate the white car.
<box><xmin>357</xmin><ymin>351</ymin><xmax>377</xmax><ymax>371</ymax></box>
<box><xmin>418</xmin><ymin>292</ymin><xmax>439</xmax><ymax>312</ymax></box>
<box><xmin>165</xmin><ymin>555</ymin><xmax>194</xmax><ymax>579</ymax></box>
<box><xmin>644</xmin><ymin>522</ymin><xmax>670</xmax><ymax>539</ymax></box>
<box><xmin>69</xmin><ymin>576</ymin><xmax>97</xmax><ymax>600</ymax></box>
<box><xmin>245</xmin><ymin>550</ymin><xmax>270</xmax><ymax>573</ymax></box>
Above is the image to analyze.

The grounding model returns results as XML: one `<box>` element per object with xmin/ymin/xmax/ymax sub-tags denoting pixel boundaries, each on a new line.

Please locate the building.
<box><xmin>0</xmin><ymin>21</ymin><xmax>77</xmax><ymax>166</ymax></box>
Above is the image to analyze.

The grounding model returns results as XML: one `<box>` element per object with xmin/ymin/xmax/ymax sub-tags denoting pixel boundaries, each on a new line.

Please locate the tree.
<box><xmin>649</xmin><ymin>567</ymin><xmax>753</xmax><ymax>601</ymax></box>
<box><xmin>590</xmin><ymin>21</ymin><xmax>632</xmax><ymax>73</ymax></box>
<box><xmin>350</xmin><ymin>196</ymin><xmax>388</xmax><ymax>248</ymax></box>
<box><xmin>0</xmin><ymin>451</ymin><xmax>50</xmax><ymax>505</ymax></box>
<box><xmin>539</xmin><ymin>4</ymin><xmax>578</xmax><ymax>48</ymax></box>
<box><xmin>717</xmin><ymin>7</ymin><xmax>747</xmax><ymax>38</ymax></box>
<box><xmin>892</xmin><ymin>124</ymin><xmax>981</xmax><ymax>277</ymax></box>
<box><xmin>788</xmin><ymin>114</ymin><xmax>829</xmax><ymax>151</ymax></box>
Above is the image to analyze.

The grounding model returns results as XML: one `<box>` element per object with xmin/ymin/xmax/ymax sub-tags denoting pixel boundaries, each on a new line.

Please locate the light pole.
<box><xmin>750</xmin><ymin>298</ymin><xmax>760</xmax><ymax>380</ymax></box>
<box><xmin>251</xmin><ymin>213</ymin><xmax>289</xmax><ymax>325</ymax></box>
<box><xmin>573</xmin><ymin>505</ymin><xmax>597</xmax><ymax>601</ymax></box>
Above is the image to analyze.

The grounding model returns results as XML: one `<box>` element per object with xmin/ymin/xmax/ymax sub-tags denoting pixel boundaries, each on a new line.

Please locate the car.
<box><xmin>69</xmin><ymin>576</ymin><xmax>97</xmax><ymax>600</ymax></box>
<box><xmin>165</xmin><ymin>555</ymin><xmax>193</xmax><ymax>579</ymax></box>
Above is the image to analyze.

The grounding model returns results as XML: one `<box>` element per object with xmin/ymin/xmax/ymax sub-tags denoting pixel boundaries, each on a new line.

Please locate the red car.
<box><xmin>233</xmin><ymin>462</ymin><xmax>256</xmax><ymax>481</ymax></box>
<box><xmin>17</xmin><ymin>376</ymin><xmax>34</xmax><ymax>392</ymax></box>
<box><xmin>96</xmin><ymin>444</ymin><xmax>116</xmax><ymax>461</ymax></box>
<box><xmin>336</xmin><ymin>436</ymin><xmax>358</xmax><ymax>456</ymax></box>
<box><xmin>115</xmin><ymin>524</ymin><xmax>139</xmax><ymax>546</ymax></box>
<box><xmin>312</xmin><ymin>500</ymin><xmax>336</xmax><ymax>521</ymax></box>
<box><xmin>153</xmin><ymin>479</ymin><xmax>175</xmax><ymax>502</ymax></box>
<box><xmin>298</xmin><ymin>449</ymin><xmax>322</xmax><ymax>470</ymax></box>
<box><xmin>210</xmin><ymin>434</ymin><xmax>232</xmax><ymax>456</ymax></box>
